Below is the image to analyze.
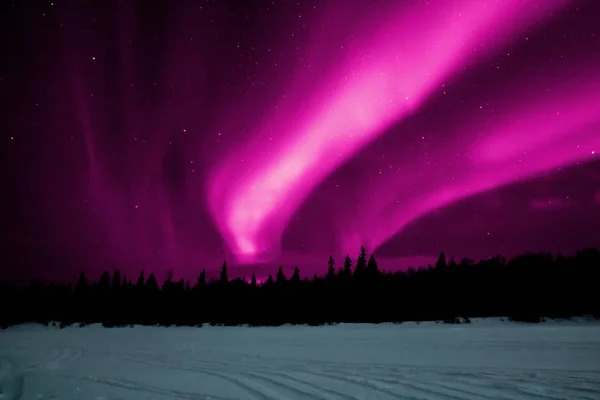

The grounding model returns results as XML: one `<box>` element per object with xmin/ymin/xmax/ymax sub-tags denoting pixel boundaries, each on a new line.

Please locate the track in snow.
<box><xmin>1</xmin><ymin>319</ymin><xmax>600</xmax><ymax>399</ymax></box>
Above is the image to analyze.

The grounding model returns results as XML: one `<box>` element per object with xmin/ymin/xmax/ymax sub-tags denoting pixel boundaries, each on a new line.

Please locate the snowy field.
<box><xmin>1</xmin><ymin>319</ymin><xmax>600</xmax><ymax>400</ymax></box>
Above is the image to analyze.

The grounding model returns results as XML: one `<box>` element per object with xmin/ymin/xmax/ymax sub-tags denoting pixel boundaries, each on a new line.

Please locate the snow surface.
<box><xmin>1</xmin><ymin>318</ymin><xmax>600</xmax><ymax>399</ymax></box>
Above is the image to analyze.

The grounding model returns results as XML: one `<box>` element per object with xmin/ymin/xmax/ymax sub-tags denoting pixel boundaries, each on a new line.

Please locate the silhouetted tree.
<box><xmin>75</xmin><ymin>272</ymin><xmax>88</xmax><ymax>294</ymax></box>
<box><xmin>250</xmin><ymin>273</ymin><xmax>257</xmax><ymax>288</ymax></box>
<box><xmin>343</xmin><ymin>255</ymin><xmax>352</xmax><ymax>279</ymax></box>
<box><xmin>355</xmin><ymin>246</ymin><xmax>368</xmax><ymax>278</ymax></box>
<box><xmin>291</xmin><ymin>266</ymin><xmax>300</xmax><ymax>282</ymax></box>
<box><xmin>436</xmin><ymin>252</ymin><xmax>448</xmax><ymax>269</ymax></box>
<box><xmin>220</xmin><ymin>261</ymin><xmax>228</xmax><ymax>283</ymax></box>
<box><xmin>367</xmin><ymin>254</ymin><xmax>379</xmax><ymax>276</ymax></box>
<box><xmin>99</xmin><ymin>271</ymin><xmax>110</xmax><ymax>291</ymax></box>
<box><xmin>147</xmin><ymin>273</ymin><xmax>160</xmax><ymax>293</ymax></box>
<box><xmin>111</xmin><ymin>270</ymin><xmax>121</xmax><ymax>291</ymax></box>
<box><xmin>193</xmin><ymin>269</ymin><xmax>206</xmax><ymax>292</ymax></box>
<box><xmin>265</xmin><ymin>274</ymin><xmax>274</xmax><ymax>286</ymax></box>
<box><xmin>136</xmin><ymin>271</ymin><xmax>145</xmax><ymax>287</ymax></box>
<box><xmin>162</xmin><ymin>274</ymin><xmax>173</xmax><ymax>293</ymax></box>
<box><xmin>326</xmin><ymin>256</ymin><xmax>336</xmax><ymax>281</ymax></box>
<box><xmin>276</xmin><ymin>266</ymin><xmax>287</xmax><ymax>284</ymax></box>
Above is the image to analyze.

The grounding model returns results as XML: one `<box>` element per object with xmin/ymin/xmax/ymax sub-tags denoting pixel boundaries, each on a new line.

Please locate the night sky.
<box><xmin>1</xmin><ymin>0</ymin><xmax>599</xmax><ymax>283</ymax></box>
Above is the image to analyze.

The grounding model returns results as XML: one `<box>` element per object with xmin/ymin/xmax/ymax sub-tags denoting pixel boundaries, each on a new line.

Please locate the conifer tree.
<box><xmin>291</xmin><ymin>266</ymin><xmax>300</xmax><ymax>282</ymax></box>
<box><xmin>194</xmin><ymin>269</ymin><xmax>206</xmax><ymax>291</ymax></box>
<box><xmin>265</xmin><ymin>274</ymin><xmax>274</xmax><ymax>286</ymax></box>
<box><xmin>276</xmin><ymin>266</ymin><xmax>287</xmax><ymax>284</ymax></box>
<box><xmin>99</xmin><ymin>271</ymin><xmax>111</xmax><ymax>291</ymax></box>
<box><xmin>326</xmin><ymin>255</ymin><xmax>336</xmax><ymax>280</ymax></box>
<box><xmin>355</xmin><ymin>246</ymin><xmax>367</xmax><ymax>278</ymax></box>
<box><xmin>220</xmin><ymin>261</ymin><xmax>228</xmax><ymax>283</ymax></box>
<box><xmin>343</xmin><ymin>255</ymin><xmax>352</xmax><ymax>279</ymax></box>
<box><xmin>146</xmin><ymin>273</ymin><xmax>160</xmax><ymax>293</ymax></box>
<box><xmin>367</xmin><ymin>254</ymin><xmax>380</xmax><ymax>276</ymax></box>
<box><xmin>136</xmin><ymin>271</ymin><xmax>145</xmax><ymax>287</ymax></box>
<box><xmin>111</xmin><ymin>270</ymin><xmax>121</xmax><ymax>291</ymax></box>
<box><xmin>436</xmin><ymin>252</ymin><xmax>448</xmax><ymax>269</ymax></box>
<box><xmin>162</xmin><ymin>271</ymin><xmax>173</xmax><ymax>292</ymax></box>
<box><xmin>75</xmin><ymin>272</ymin><xmax>89</xmax><ymax>293</ymax></box>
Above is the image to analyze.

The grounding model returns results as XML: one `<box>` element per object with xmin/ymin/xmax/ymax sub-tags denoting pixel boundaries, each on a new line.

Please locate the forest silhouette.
<box><xmin>1</xmin><ymin>247</ymin><xmax>599</xmax><ymax>328</ymax></box>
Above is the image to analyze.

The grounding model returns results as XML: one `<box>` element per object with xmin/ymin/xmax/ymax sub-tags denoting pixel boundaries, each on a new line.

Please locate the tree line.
<box><xmin>1</xmin><ymin>247</ymin><xmax>599</xmax><ymax>328</ymax></box>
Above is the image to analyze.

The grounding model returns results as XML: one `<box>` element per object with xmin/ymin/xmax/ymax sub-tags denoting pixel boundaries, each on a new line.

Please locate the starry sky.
<box><xmin>1</xmin><ymin>0</ymin><xmax>599</xmax><ymax>282</ymax></box>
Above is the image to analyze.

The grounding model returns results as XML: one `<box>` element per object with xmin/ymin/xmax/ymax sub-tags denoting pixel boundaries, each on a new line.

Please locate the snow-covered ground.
<box><xmin>1</xmin><ymin>318</ymin><xmax>600</xmax><ymax>399</ymax></box>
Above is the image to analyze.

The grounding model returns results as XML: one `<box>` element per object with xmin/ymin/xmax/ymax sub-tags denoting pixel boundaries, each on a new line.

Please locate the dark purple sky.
<box><xmin>1</xmin><ymin>0</ymin><xmax>599</xmax><ymax>283</ymax></box>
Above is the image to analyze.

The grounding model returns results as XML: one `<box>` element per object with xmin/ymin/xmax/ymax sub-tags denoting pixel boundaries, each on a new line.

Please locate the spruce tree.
<box><xmin>326</xmin><ymin>255</ymin><xmax>336</xmax><ymax>280</ymax></box>
<box><xmin>343</xmin><ymin>255</ymin><xmax>352</xmax><ymax>279</ymax></box>
<box><xmin>194</xmin><ymin>269</ymin><xmax>206</xmax><ymax>291</ymax></box>
<box><xmin>355</xmin><ymin>246</ymin><xmax>367</xmax><ymax>278</ymax></box>
<box><xmin>146</xmin><ymin>273</ymin><xmax>160</xmax><ymax>293</ymax></box>
<box><xmin>276</xmin><ymin>266</ymin><xmax>287</xmax><ymax>284</ymax></box>
<box><xmin>220</xmin><ymin>261</ymin><xmax>228</xmax><ymax>283</ymax></box>
<box><xmin>136</xmin><ymin>271</ymin><xmax>145</xmax><ymax>287</ymax></box>
<box><xmin>111</xmin><ymin>270</ymin><xmax>121</xmax><ymax>291</ymax></box>
<box><xmin>99</xmin><ymin>271</ymin><xmax>111</xmax><ymax>291</ymax></box>
<box><xmin>75</xmin><ymin>272</ymin><xmax>89</xmax><ymax>293</ymax></box>
<box><xmin>291</xmin><ymin>266</ymin><xmax>300</xmax><ymax>282</ymax></box>
<box><xmin>367</xmin><ymin>254</ymin><xmax>380</xmax><ymax>276</ymax></box>
<box><xmin>436</xmin><ymin>252</ymin><xmax>448</xmax><ymax>269</ymax></box>
<box><xmin>265</xmin><ymin>274</ymin><xmax>274</xmax><ymax>286</ymax></box>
